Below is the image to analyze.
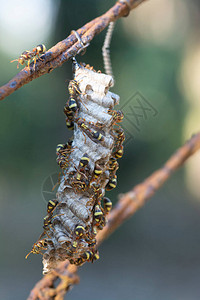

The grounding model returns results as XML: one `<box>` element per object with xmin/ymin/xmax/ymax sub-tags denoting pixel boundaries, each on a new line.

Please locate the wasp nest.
<box><xmin>26</xmin><ymin>59</ymin><xmax>124</xmax><ymax>274</ymax></box>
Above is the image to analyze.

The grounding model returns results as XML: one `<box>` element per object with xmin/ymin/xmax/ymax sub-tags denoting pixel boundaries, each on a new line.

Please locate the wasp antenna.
<box><xmin>10</xmin><ymin>59</ymin><xmax>18</xmax><ymax>63</ymax></box>
<box><xmin>25</xmin><ymin>251</ymin><xmax>32</xmax><ymax>259</ymax></box>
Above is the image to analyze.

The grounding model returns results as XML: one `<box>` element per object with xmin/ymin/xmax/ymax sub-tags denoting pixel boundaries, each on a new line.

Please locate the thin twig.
<box><xmin>0</xmin><ymin>0</ymin><xmax>147</xmax><ymax>101</ymax></box>
<box><xmin>102</xmin><ymin>21</ymin><xmax>115</xmax><ymax>78</ymax></box>
<box><xmin>27</xmin><ymin>132</ymin><xmax>200</xmax><ymax>300</ymax></box>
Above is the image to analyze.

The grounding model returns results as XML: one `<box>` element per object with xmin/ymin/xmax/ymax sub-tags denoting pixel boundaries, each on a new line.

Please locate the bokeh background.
<box><xmin>1</xmin><ymin>0</ymin><xmax>200</xmax><ymax>299</ymax></box>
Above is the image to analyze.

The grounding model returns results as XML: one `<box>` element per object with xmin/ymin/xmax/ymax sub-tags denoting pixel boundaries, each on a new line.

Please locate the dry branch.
<box><xmin>28</xmin><ymin>262</ymin><xmax>79</xmax><ymax>300</ymax></box>
<box><xmin>27</xmin><ymin>132</ymin><xmax>200</xmax><ymax>300</ymax></box>
<box><xmin>0</xmin><ymin>0</ymin><xmax>147</xmax><ymax>101</ymax></box>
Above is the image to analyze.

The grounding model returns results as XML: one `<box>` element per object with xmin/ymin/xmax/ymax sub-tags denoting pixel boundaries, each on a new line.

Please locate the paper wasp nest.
<box><xmin>42</xmin><ymin>60</ymin><xmax>124</xmax><ymax>274</ymax></box>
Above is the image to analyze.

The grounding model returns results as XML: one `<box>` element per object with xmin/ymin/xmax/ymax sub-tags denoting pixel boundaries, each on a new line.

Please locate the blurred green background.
<box><xmin>1</xmin><ymin>0</ymin><xmax>200</xmax><ymax>299</ymax></box>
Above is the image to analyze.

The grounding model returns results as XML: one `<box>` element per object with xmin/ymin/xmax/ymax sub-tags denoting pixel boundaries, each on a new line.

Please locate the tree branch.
<box><xmin>27</xmin><ymin>132</ymin><xmax>200</xmax><ymax>300</ymax></box>
<box><xmin>0</xmin><ymin>0</ymin><xmax>147</xmax><ymax>101</ymax></box>
<box><xmin>27</xmin><ymin>262</ymin><xmax>79</xmax><ymax>300</ymax></box>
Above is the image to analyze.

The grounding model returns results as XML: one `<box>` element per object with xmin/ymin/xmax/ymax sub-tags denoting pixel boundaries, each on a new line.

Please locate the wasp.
<box><xmin>64</xmin><ymin>102</ymin><xmax>75</xmax><ymax>129</ymax></box>
<box><xmin>94</xmin><ymin>214</ymin><xmax>106</xmax><ymax>230</ymax></box>
<box><xmin>112</xmin><ymin>145</ymin><xmax>124</xmax><ymax>159</ymax></box>
<box><xmin>92</xmin><ymin>130</ymin><xmax>104</xmax><ymax>142</ymax></box>
<box><xmin>93</xmin><ymin>164</ymin><xmax>103</xmax><ymax>179</ymax></box>
<box><xmin>82</xmin><ymin>250</ymin><xmax>93</xmax><ymax>261</ymax></box>
<box><xmin>64</xmin><ymin>103</ymin><xmax>74</xmax><ymax>120</ymax></box>
<box><xmin>56</xmin><ymin>155</ymin><xmax>70</xmax><ymax>169</ymax></box>
<box><xmin>108</xmin><ymin>157</ymin><xmax>119</xmax><ymax>173</ymax></box>
<box><xmin>106</xmin><ymin>175</ymin><xmax>117</xmax><ymax>191</ymax></box>
<box><xmin>68</xmin><ymin>80</ymin><xmax>81</xmax><ymax>97</ymax></box>
<box><xmin>11</xmin><ymin>44</ymin><xmax>46</xmax><ymax>69</ymax></box>
<box><xmin>108</xmin><ymin>109</ymin><xmax>124</xmax><ymax>126</ymax></box>
<box><xmin>70</xmin><ymin>155</ymin><xmax>91</xmax><ymax>190</ymax></box>
<box><xmin>72</xmin><ymin>240</ymin><xmax>78</xmax><ymax>250</ymax></box>
<box><xmin>42</xmin><ymin>214</ymin><xmax>56</xmax><ymax>237</ymax></box>
<box><xmin>56</xmin><ymin>144</ymin><xmax>66</xmax><ymax>154</ymax></box>
<box><xmin>90</xmin><ymin>183</ymin><xmax>103</xmax><ymax>203</ymax></box>
<box><xmin>92</xmin><ymin>251</ymin><xmax>100</xmax><ymax>262</ymax></box>
<box><xmin>74</xmin><ymin>249</ymin><xmax>99</xmax><ymax>266</ymax></box>
<box><xmin>86</xmin><ymin>194</ymin><xmax>99</xmax><ymax>208</ymax></box>
<box><xmin>56</xmin><ymin>140</ymin><xmax>74</xmax><ymax>157</ymax></box>
<box><xmin>56</xmin><ymin>140</ymin><xmax>74</xmax><ymax>169</ymax></box>
<box><xmin>74</xmin><ymin>257</ymin><xmax>84</xmax><ymax>266</ymax></box>
<box><xmin>69</xmin><ymin>98</ymin><xmax>78</xmax><ymax>112</ymax></box>
<box><xmin>75</xmin><ymin>225</ymin><xmax>85</xmax><ymax>238</ymax></box>
<box><xmin>91</xmin><ymin>182</ymin><xmax>101</xmax><ymax>193</ymax></box>
<box><xmin>78</xmin><ymin>250</ymin><xmax>100</xmax><ymax>265</ymax></box>
<box><xmin>66</xmin><ymin>138</ymin><xmax>74</xmax><ymax>149</ymax></box>
<box><xmin>67</xmin><ymin>80</ymin><xmax>82</xmax><ymax>113</ymax></box>
<box><xmin>90</xmin><ymin>164</ymin><xmax>103</xmax><ymax>184</ymax></box>
<box><xmin>42</xmin><ymin>210</ymin><xmax>64</xmax><ymax>239</ymax></box>
<box><xmin>115</xmin><ymin>127</ymin><xmax>125</xmax><ymax>146</ymax></box>
<box><xmin>43</xmin><ymin>214</ymin><xmax>52</xmax><ymax>229</ymax></box>
<box><xmin>79</xmin><ymin>153</ymin><xmax>90</xmax><ymax>168</ymax></box>
<box><xmin>66</xmin><ymin>119</ymin><xmax>74</xmax><ymax>130</ymax></box>
<box><xmin>71</xmin><ymin>171</ymin><xmax>89</xmax><ymax>192</ymax></box>
<box><xmin>65</xmin><ymin>241</ymin><xmax>79</xmax><ymax>260</ymax></box>
<box><xmin>94</xmin><ymin>204</ymin><xmax>104</xmax><ymax>223</ymax></box>
<box><xmin>25</xmin><ymin>238</ymin><xmax>47</xmax><ymax>259</ymax></box>
<box><xmin>85</xmin><ymin>235</ymin><xmax>96</xmax><ymax>247</ymax></box>
<box><xmin>76</xmin><ymin>118</ymin><xmax>105</xmax><ymax>143</ymax></box>
<box><xmin>66</xmin><ymin>240</ymin><xmax>79</xmax><ymax>258</ymax></box>
<box><xmin>73</xmin><ymin>250</ymin><xmax>93</xmax><ymax>266</ymax></box>
<box><xmin>39</xmin><ymin>200</ymin><xmax>60</xmax><ymax>240</ymax></box>
<box><xmin>103</xmin><ymin>197</ymin><xmax>112</xmax><ymax>213</ymax></box>
<box><xmin>68</xmin><ymin>78</ymin><xmax>89</xmax><ymax>111</ymax></box>
<box><xmin>77</xmin><ymin>118</ymin><xmax>89</xmax><ymax>131</ymax></box>
<box><xmin>74</xmin><ymin>166</ymin><xmax>89</xmax><ymax>183</ymax></box>
<box><xmin>47</xmin><ymin>199</ymin><xmax>58</xmax><ymax>215</ymax></box>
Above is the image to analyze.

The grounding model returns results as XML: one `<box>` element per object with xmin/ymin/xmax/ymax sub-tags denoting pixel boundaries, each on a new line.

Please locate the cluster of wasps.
<box><xmin>26</xmin><ymin>59</ymin><xmax>125</xmax><ymax>269</ymax></box>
